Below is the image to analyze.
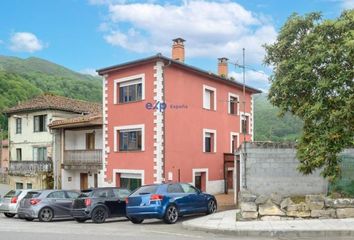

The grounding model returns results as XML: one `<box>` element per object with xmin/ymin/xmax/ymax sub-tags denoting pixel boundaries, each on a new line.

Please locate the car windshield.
<box><xmin>24</xmin><ymin>191</ymin><xmax>41</xmax><ymax>199</ymax></box>
<box><xmin>131</xmin><ymin>185</ymin><xmax>158</xmax><ymax>196</ymax></box>
<box><xmin>4</xmin><ymin>190</ymin><xmax>21</xmax><ymax>198</ymax></box>
<box><xmin>78</xmin><ymin>190</ymin><xmax>93</xmax><ymax>198</ymax></box>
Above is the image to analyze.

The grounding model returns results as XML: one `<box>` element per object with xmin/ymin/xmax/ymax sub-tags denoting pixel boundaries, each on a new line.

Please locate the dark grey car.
<box><xmin>18</xmin><ymin>190</ymin><xmax>80</xmax><ymax>222</ymax></box>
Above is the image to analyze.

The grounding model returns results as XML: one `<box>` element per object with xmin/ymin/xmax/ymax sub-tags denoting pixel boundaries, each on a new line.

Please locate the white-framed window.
<box><xmin>203</xmin><ymin>128</ymin><xmax>217</xmax><ymax>153</ymax></box>
<box><xmin>228</xmin><ymin>93</ymin><xmax>239</xmax><ymax>115</ymax></box>
<box><xmin>230</xmin><ymin>132</ymin><xmax>239</xmax><ymax>153</ymax></box>
<box><xmin>114</xmin><ymin>124</ymin><xmax>145</xmax><ymax>152</ymax></box>
<box><xmin>16</xmin><ymin>118</ymin><xmax>22</xmax><ymax>134</ymax></box>
<box><xmin>203</xmin><ymin>85</ymin><xmax>217</xmax><ymax>111</ymax></box>
<box><xmin>114</xmin><ymin>74</ymin><xmax>145</xmax><ymax>104</ymax></box>
<box><xmin>240</xmin><ymin>113</ymin><xmax>251</xmax><ymax>134</ymax></box>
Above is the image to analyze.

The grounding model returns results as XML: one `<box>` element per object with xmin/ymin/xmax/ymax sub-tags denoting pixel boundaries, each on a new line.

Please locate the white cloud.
<box><xmin>98</xmin><ymin>1</ymin><xmax>277</xmax><ymax>64</ymax></box>
<box><xmin>340</xmin><ymin>0</ymin><xmax>354</xmax><ymax>9</ymax></box>
<box><xmin>230</xmin><ymin>70</ymin><xmax>269</xmax><ymax>91</ymax></box>
<box><xmin>80</xmin><ymin>68</ymin><xmax>99</xmax><ymax>76</ymax></box>
<box><xmin>9</xmin><ymin>32</ymin><xmax>44</xmax><ymax>53</ymax></box>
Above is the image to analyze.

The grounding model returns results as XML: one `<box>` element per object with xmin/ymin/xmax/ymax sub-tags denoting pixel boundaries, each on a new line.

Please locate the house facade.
<box><xmin>98</xmin><ymin>38</ymin><xmax>261</xmax><ymax>194</ymax></box>
<box><xmin>1</xmin><ymin>140</ymin><xmax>9</xmax><ymax>173</ymax></box>
<box><xmin>5</xmin><ymin>94</ymin><xmax>101</xmax><ymax>190</ymax></box>
<box><xmin>49</xmin><ymin>115</ymin><xmax>103</xmax><ymax>190</ymax></box>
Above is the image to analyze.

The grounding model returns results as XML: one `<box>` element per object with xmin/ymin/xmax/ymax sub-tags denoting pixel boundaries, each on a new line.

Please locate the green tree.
<box><xmin>264</xmin><ymin>10</ymin><xmax>354</xmax><ymax>180</ymax></box>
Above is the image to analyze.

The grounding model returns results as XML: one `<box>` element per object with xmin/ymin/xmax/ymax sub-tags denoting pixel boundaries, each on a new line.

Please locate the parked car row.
<box><xmin>0</xmin><ymin>183</ymin><xmax>217</xmax><ymax>224</ymax></box>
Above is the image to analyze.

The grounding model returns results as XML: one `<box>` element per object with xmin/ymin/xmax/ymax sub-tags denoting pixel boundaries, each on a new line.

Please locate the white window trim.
<box><xmin>203</xmin><ymin>85</ymin><xmax>217</xmax><ymax>111</ymax></box>
<box><xmin>228</xmin><ymin>93</ymin><xmax>239</xmax><ymax>115</ymax></box>
<box><xmin>203</xmin><ymin>128</ymin><xmax>217</xmax><ymax>153</ymax></box>
<box><xmin>113</xmin><ymin>124</ymin><xmax>145</xmax><ymax>152</ymax></box>
<box><xmin>112</xmin><ymin>169</ymin><xmax>145</xmax><ymax>186</ymax></box>
<box><xmin>230</xmin><ymin>132</ymin><xmax>239</xmax><ymax>153</ymax></box>
<box><xmin>240</xmin><ymin>112</ymin><xmax>251</xmax><ymax>135</ymax></box>
<box><xmin>113</xmin><ymin>74</ymin><xmax>145</xmax><ymax>104</ymax></box>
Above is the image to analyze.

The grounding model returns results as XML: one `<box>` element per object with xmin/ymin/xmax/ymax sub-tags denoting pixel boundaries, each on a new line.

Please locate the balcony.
<box><xmin>63</xmin><ymin>150</ymin><xmax>102</xmax><ymax>170</ymax></box>
<box><xmin>9</xmin><ymin>161</ymin><xmax>52</xmax><ymax>176</ymax></box>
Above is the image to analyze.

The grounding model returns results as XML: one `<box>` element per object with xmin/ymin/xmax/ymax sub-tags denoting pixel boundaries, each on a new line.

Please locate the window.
<box><xmin>228</xmin><ymin>93</ymin><xmax>239</xmax><ymax>115</ymax></box>
<box><xmin>114</xmin><ymin>74</ymin><xmax>145</xmax><ymax>104</ymax></box>
<box><xmin>230</xmin><ymin>132</ymin><xmax>239</xmax><ymax>153</ymax></box>
<box><xmin>66</xmin><ymin>191</ymin><xmax>80</xmax><ymax>199</ymax></box>
<box><xmin>241</xmin><ymin>114</ymin><xmax>250</xmax><ymax>134</ymax></box>
<box><xmin>16</xmin><ymin>182</ymin><xmax>23</xmax><ymax>189</ymax></box>
<box><xmin>114</xmin><ymin>124</ymin><xmax>145</xmax><ymax>152</ymax></box>
<box><xmin>167</xmin><ymin>184</ymin><xmax>184</xmax><ymax>193</ymax></box>
<box><xmin>93</xmin><ymin>189</ymin><xmax>112</xmax><ymax>198</ymax></box>
<box><xmin>33</xmin><ymin>147</ymin><xmax>47</xmax><ymax>161</ymax></box>
<box><xmin>112</xmin><ymin>189</ymin><xmax>131</xmax><ymax>200</ymax></box>
<box><xmin>181</xmin><ymin>184</ymin><xmax>199</xmax><ymax>194</ymax></box>
<box><xmin>34</xmin><ymin>115</ymin><xmax>47</xmax><ymax>132</ymax></box>
<box><xmin>47</xmin><ymin>191</ymin><xmax>66</xmax><ymax>199</ymax></box>
<box><xmin>120</xmin><ymin>178</ymin><xmax>142</xmax><ymax>191</ymax></box>
<box><xmin>203</xmin><ymin>129</ymin><xmax>216</xmax><ymax>153</ymax></box>
<box><xmin>16</xmin><ymin>118</ymin><xmax>22</xmax><ymax>134</ymax></box>
<box><xmin>26</xmin><ymin>183</ymin><xmax>32</xmax><ymax>189</ymax></box>
<box><xmin>16</xmin><ymin>148</ymin><xmax>22</xmax><ymax>161</ymax></box>
<box><xmin>203</xmin><ymin>85</ymin><xmax>216</xmax><ymax>110</ymax></box>
<box><xmin>86</xmin><ymin>132</ymin><xmax>95</xmax><ymax>150</ymax></box>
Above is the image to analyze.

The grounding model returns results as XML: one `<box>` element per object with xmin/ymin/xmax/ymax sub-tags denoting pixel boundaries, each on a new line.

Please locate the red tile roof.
<box><xmin>49</xmin><ymin>114</ymin><xmax>102</xmax><ymax>128</ymax></box>
<box><xmin>5</xmin><ymin>94</ymin><xmax>101</xmax><ymax>115</ymax></box>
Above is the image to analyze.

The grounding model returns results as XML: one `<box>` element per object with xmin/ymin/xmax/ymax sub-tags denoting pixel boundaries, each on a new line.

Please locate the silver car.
<box><xmin>18</xmin><ymin>190</ymin><xmax>80</xmax><ymax>222</ymax></box>
<box><xmin>0</xmin><ymin>189</ymin><xmax>34</xmax><ymax>218</ymax></box>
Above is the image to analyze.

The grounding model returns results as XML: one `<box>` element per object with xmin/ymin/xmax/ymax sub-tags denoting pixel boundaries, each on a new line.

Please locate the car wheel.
<box><xmin>206</xmin><ymin>199</ymin><xmax>217</xmax><ymax>215</ymax></box>
<box><xmin>25</xmin><ymin>218</ymin><xmax>34</xmax><ymax>221</ymax></box>
<box><xmin>130</xmin><ymin>217</ymin><xmax>144</xmax><ymax>224</ymax></box>
<box><xmin>163</xmin><ymin>205</ymin><xmax>179</xmax><ymax>224</ymax></box>
<box><xmin>38</xmin><ymin>207</ymin><xmax>54</xmax><ymax>222</ymax></box>
<box><xmin>75</xmin><ymin>218</ymin><xmax>87</xmax><ymax>223</ymax></box>
<box><xmin>4</xmin><ymin>213</ymin><xmax>16</xmax><ymax>218</ymax></box>
<box><xmin>91</xmin><ymin>206</ymin><xmax>107</xmax><ymax>224</ymax></box>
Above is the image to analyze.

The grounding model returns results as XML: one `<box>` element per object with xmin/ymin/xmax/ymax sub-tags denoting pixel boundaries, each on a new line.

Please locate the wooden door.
<box><xmin>80</xmin><ymin>173</ymin><xmax>88</xmax><ymax>190</ymax></box>
<box><xmin>86</xmin><ymin>132</ymin><xmax>95</xmax><ymax>150</ymax></box>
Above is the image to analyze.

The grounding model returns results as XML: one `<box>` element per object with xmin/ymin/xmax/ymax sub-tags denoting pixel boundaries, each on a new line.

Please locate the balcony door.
<box><xmin>86</xmin><ymin>132</ymin><xmax>95</xmax><ymax>150</ymax></box>
<box><xmin>80</xmin><ymin>173</ymin><xmax>88</xmax><ymax>190</ymax></box>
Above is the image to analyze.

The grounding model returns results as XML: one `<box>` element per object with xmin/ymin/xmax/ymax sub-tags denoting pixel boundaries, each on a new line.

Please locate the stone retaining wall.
<box><xmin>239</xmin><ymin>190</ymin><xmax>354</xmax><ymax>221</ymax></box>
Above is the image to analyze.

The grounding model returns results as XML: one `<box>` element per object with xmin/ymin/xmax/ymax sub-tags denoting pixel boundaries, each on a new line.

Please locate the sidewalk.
<box><xmin>182</xmin><ymin>210</ymin><xmax>354</xmax><ymax>238</ymax></box>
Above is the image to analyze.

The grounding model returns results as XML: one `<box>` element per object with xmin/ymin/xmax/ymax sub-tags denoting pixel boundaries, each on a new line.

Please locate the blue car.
<box><xmin>125</xmin><ymin>183</ymin><xmax>217</xmax><ymax>224</ymax></box>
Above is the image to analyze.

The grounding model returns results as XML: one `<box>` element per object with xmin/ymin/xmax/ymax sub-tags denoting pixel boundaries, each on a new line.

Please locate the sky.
<box><xmin>0</xmin><ymin>0</ymin><xmax>352</xmax><ymax>91</ymax></box>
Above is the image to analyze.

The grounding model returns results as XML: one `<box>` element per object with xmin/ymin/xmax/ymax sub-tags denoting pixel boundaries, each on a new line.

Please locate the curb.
<box><xmin>182</xmin><ymin>222</ymin><xmax>354</xmax><ymax>238</ymax></box>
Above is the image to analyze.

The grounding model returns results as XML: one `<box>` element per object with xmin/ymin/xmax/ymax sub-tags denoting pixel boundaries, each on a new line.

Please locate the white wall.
<box><xmin>65</xmin><ymin>129</ymin><xmax>103</xmax><ymax>150</ymax></box>
<box><xmin>8</xmin><ymin>110</ymin><xmax>78</xmax><ymax>161</ymax></box>
<box><xmin>61</xmin><ymin>169</ymin><xmax>98</xmax><ymax>190</ymax></box>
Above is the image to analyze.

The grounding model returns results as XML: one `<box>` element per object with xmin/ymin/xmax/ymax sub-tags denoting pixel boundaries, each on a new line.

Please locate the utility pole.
<box><xmin>242</xmin><ymin>48</ymin><xmax>247</xmax><ymax>189</ymax></box>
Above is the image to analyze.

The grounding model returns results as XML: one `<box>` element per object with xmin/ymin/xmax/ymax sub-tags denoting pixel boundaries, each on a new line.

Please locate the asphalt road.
<box><xmin>0</xmin><ymin>214</ymin><xmax>352</xmax><ymax>240</ymax></box>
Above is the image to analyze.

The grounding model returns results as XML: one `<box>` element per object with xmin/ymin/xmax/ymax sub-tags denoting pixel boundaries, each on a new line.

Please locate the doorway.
<box><xmin>227</xmin><ymin>170</ymin><xmax>233</xmax><ymax>190</ymax></box>
<box><xmin>80</xmin><ymin>173</ymin><xmax>88</xmax><ymax>190</ymax></box>
<box><xmin>194</xmin><ymin>171</ymin><xmax>206</xmax><ymax>192</ymax></box>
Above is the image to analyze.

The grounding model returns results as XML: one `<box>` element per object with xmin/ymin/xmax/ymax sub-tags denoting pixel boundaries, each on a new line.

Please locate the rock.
<box><xmin>305</xmin><ymin>195</ymin><xmax>324</xmax><ymax>210</ymax></box>
<box><xmin>270</xmin><ymin>192</ymin><xmax>283</xmax><ymax>205</ymax></box>
<box><xmin>311</xmin><ymin>209</ymin><xmax>336</xmax><ymax>218</ymax></box>
<box><xmin>324</xmin><ymin>198</ymin><xmax>334</xmax><ymax>208</ymax></box>
<box><xmin>287</xmin><ymin>210</ymin><xmax>311</xmax><ymax>218</ymax></box>
<box><xmin>336</xmin><ymin>208</ymin><xmax>354</xmax><ymax>218</ymax></box>
<box><xmin>286</xmin><ymin>203</ymin><xmax>310</xmax><ymax>218</ymax></box>
<box><xmin>255</xmin><ymin>195</ymin><xmax>268</xmax><ymax>205</ymax></box>
<box><xmin>259</xmin><ymin>200</ymin><xmax>285</xmax><ymax>216</ymax></box>
<box><xmin>334</xmin><ymin>199</ymin><xmax>354</xmax><ymax>208</ymax></box>
<box><xmin>240</xmin><ymin>202</ymin><xmax>257</xmax><ymax>212</ymax></box>
<box><xmin>287</xmin><ymin>202</ymin><xmax>310</xmax><ymax>212</ymax></box>
<box><xmin>241</xmin><ymin>211</ymin><xmax>258</xmax><ymax>219</ymax></box>
<box><xmin>261</xmin><ymin>216</ymin><xmax>281</xmax><ymax>221</ymax></box>
<box><xmin>280</xmin><ymin>197</ymin><xmax>294</xmax><ymax>210</ymax></box>
<box><xmin>239</xmin><ymin>190</ymin><xmax>257</xmax><ymax>202</ymax></box>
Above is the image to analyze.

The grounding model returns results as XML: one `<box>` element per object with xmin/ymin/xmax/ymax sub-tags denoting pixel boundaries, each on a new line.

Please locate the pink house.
<box><xmin>98</xmin><ymin>38</ymin><xmax>261</xmax><ymax>194</ymax></box>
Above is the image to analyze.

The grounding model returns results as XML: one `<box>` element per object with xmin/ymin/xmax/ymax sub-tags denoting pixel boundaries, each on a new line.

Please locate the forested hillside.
<box><xmin>0</xmin><ymin>56</ymin><xmax>102</xmax><ymax>137</ymax></box>
<box><xmin>254</xmin><ymin>93</ymin><xmax>303</xmax><ymax>142</ymax></box>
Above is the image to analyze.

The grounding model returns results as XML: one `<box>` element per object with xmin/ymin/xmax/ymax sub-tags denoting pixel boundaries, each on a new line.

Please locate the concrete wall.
<box><xmin>65</xmin><ymin>129</ymin><xmax>102</xmax><ymax>150</ymax></box>
<box><xmin>61</xmin><ymin>169</ymin><xmax>98</xmax><ymax>190</ymax></box>
<box><xmin>239</xmin><ymin>142</ymin><xmax>328</xmax><ymax>196</ymax></box>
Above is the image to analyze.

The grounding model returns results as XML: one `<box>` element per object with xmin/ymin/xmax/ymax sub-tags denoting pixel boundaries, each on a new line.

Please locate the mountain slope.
<box><xmin>0</xmin><ymin>55</ymin><xmax>102</xmax><ymax>136</ymax></box>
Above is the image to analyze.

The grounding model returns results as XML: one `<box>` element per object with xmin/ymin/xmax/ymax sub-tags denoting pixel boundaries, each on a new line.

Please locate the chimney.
<box><xmin>217</xmin><ymin>57</ymin><xmax>228</xmax><ymax>78</ymax></box>
<box><xmin>172</xmin><ymin>38</ymin><xmax>185</xmax><ymax>62</ymax></box>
